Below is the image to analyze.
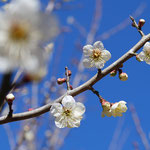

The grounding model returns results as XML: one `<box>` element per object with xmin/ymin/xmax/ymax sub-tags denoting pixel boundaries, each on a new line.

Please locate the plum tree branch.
<box><xmin>0</xmin><ymin>19</ymin><xmax>150</xmax><ymax>125</ymax></box>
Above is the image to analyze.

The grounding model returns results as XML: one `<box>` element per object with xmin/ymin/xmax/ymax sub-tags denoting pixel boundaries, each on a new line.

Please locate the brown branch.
<box><xmin>0</xmin><ymin>32</ymin><xmax>149</xmax><ymax>124</ymax></box>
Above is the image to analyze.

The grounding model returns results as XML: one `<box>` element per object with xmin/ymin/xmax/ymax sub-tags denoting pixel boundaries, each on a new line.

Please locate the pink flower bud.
<box><xmin>28</xmin><ymin>108</ymin><xmax>34</xmax><ymax>111</ymax></box>
<box><xmin>57</xmin><ymin>78</ymin><xmax>66</xmax><ymax>84</ymax></box>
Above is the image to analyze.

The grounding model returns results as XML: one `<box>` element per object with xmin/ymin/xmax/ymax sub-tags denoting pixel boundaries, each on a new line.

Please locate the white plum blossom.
<box><xmin>101</xmin><ymin>99</ymin><xmax>127</xmax><ymax>117</ymax></box>
<box><xmin>111</xmin><ymin>101</ymin><xmax>127</xmax><ymax>117</ymax></box>
<box><xmin>83</xmin><ymin>41</ymin><xmax>111</xmax><ymax>69</ymax></box>
<box><xmin>138</xmin><ymin>42</ymin><xmax>150</xmax><ymax>64</ymax></box>
<box><xmin>0</xmin><ymin>0</ymin><xmax>58</xmax><ymax>74</ymax></box>
<box><xmin>50</xmin><ymin>95</ymin><xmax>85</xmax><ymax>128</ymax></box>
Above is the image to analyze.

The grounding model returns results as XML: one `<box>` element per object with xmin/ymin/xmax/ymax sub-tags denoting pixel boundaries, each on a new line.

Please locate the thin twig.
<box><xmin>130</xmin><ymin>16</ymin><xmax>145</xmax><ymax>37</ymax></box>
<box><xmin>65</xmin><ymin>67</ymin><xmax>70</xmax><ymax>90</ymax></box>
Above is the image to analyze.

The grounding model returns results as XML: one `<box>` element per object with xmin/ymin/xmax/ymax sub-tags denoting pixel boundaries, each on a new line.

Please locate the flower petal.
<box><xmin>83</xmin><ymin>45</ymin><xmax>93</xmax><ymax>56</ymax></box>
<box><xmin>72</xmin><ymin>102</ymin><xmax>85</xmax><ymax>118</ymax></box>
<box><xmin>83</xmin><ymin>58</ymin><xmax>92</xmax><ymax>68</ymax></box>
<box><xmin>50</xmin><ymin>103</ymin><xmax>63</xmax><ymax>117</ymax></box>
<box><xmin>145</xmin><ymin>59</ymin><xmax>150</xmax><ymax>64</ymax></box>
<box><xmin>138</xmin><ymin>51</ymin><xmax>146</xmax><ymax>61</ymax></box>
<box><xmin>95</xmin><ymin>61</ymin><xmax>105</xmax><ymax>69</ymax></box>
<box><xmin>93</xmin><ymin>41</ymin><xmax>104</xmax><ymax>50</ymax></box>
<box><xmin>101</xmin><ymin>50</ymin><xmax>111</xmax><ymax>61</ymax></box>
<box><xmin>118</xmin><ymin>101</ymin><xmax>126</xmax><ymax>104</ymax></box>
<box><xmin>55</xmin><ymin>115</ymin><xmax>67</xmax><ymax>128</ymax></box>
<box><xmin>111</xmin><ymin>103</ymin><xmax>118</xmax><ymax>111</ymax></box>
<box><xmin>143</xmin><ymin>42</ymin><xmax>150</xmax><ymax>52</ymax></box>
<box><xmin>62</xmin><ymin>95</ymin><xmax>76</xmax><ymax>110</ymax></box>
<box><xmin>67</xmin><ymin>116</ymin><xmax>81</xmax><ymax>128</ymax></box>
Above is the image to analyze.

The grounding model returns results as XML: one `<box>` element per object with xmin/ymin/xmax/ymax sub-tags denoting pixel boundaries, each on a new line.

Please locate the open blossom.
<box><xmin>83</xmin><ymin>41</ymin><xmax>111</xmax><ymax>69</ymax></box>
<box><xmin>50</xmin><ymin>95</ymin><xmax>85</xmax><ymax>128</ymax></box>
<box><xmin>111</xmin><ymin>101</ymin><xmax>127</xmax><ymax>117</ymax></box>
<box><xmin>0</xmin><ymin>0</ymin><xmax>58</xmax><ymax>74</ymax></box>
<box><xmin>138</xmin><ymin>42</ymin><xmax>150</xmax><ymax>64</ymax></box>
<box><xmin>101</xmin><ymin>99</ymin><xmax>127</xmax><ymax>117</ymax></box>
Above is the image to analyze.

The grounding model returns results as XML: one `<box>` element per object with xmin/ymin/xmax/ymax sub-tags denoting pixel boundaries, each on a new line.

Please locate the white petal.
<box><xmin>72</xmin><ymin>102</ymin><xmax>85</xmax><ymax>118</ymax></box>
<box><xmin>111</xmin><ymin>103</ymin><xmax>118</xmax><ymax>111</ymax></box>
<box><xmin>67</xmin><ymin>116</ymin><xmax>81</xmax><ymax>128</ymax></box>
<box><xmin>83</xmin><ymin>45</ymin><xmax>93</xmax><ymax>56</ymax></box>
<box><xmin>101</xmin><ymin>50</ymin><xmax>111</xmax><ymax>61</ymax></box>
<box><xmin>143</xmin><ymin>42</ymin><xmax>150</xmax><ymax>52</ymax></box>
<box><xmin>145</xmin><ymin>59</ymin><xmax>150</xmax><ymax>64</ymax></box>
<box><xmin>93</xmin><ymin>41</ymin><xmax>104</xmax><ymax>50</ymax></box>
<box><xmin>7</xmin><ymin>0</ymin><xmax>40</xmax><ymax>14</ymax></box>
<box><xmin>50</xmin><ymin>103</ymin><xmax>63</xmax><ymax>117</ymax></box>
<box><xmin>138</xmin><ymin>51</ymin><xmax>146</xmax><ymax>61</ymax></box>
<box><xmin>83</xmin><ymin>58</ymin><xmax>91</xmax><ymax>68</ymax></box>
<box><xmin>62</xmin><ymin>95</ymin><xmax>76</xmax><ymax>110</ymax></box>
<box><xmin>95</xmin><ymin>61</ymin><xmax>105</xmax><ymax>69</ymax></box>
<box><xmin>55</xmin><ymin>116</ymin><xmax>67</xmax><ymax>128</ymax></box>
<box><xmin>118</xmin><ymin>101</ymin><xmax>126</xmax><ymax>104</ymax></box>
<box><xmin>0</xmin><ymin>57</ymin><xmax>14</xmax><ymax>72</ymax></box>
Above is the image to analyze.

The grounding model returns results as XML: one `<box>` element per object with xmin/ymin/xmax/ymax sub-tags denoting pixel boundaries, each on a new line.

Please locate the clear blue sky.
<box><xmin>1</xmin><ymin>0</ymin><xmax>150</xmax><ymax>150</ymax></box>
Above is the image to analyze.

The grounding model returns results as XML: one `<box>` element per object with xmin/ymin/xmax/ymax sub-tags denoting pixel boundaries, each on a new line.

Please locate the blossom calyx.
<box><xmin>119</xmin><ymin>72</ymin><xmax>128</xmax><ymax>81</ymax></box>
<box><xmin>110</xmin><ymin>70</ymin><xmax>117</xmax><ymax>77</ymax></box>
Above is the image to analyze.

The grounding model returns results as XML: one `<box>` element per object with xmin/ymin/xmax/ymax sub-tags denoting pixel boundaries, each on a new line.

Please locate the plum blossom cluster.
<box><xmin>138</xmin><ymin>42</ymin><xmax>150</xmax><ymax>64</ymax></box>
<box><xmin>0</xmin><ymin>0</ymin><xmax>58</xmax><ymax>76</ymax></box>
<box><xmin>50</xmin><ymin>95</ymin><xmax>85</xmax><ymax>128</ymax></box>
<box><xmin>83</xmin><ymin>41</ymin><xmax>111</xmax><ymax>69</ymax></box>
<box><xmin>101</xmin><ymin>99</ymin><xmax>127</xmax><ymax>117</ymax></box>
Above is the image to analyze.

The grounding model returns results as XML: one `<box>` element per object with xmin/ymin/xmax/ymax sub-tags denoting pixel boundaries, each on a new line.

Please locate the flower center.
<box><xmin>9</xmin><ymin>23</ymin><xmax>29</xmax><ymax>42</ymax></box>
<box><xmin>64</xmin><ymin>109</ymin><xmax>71</xmax><ymax>116</ymax></box>
<box><xmin>93</xmin><ymin>49</ymin><xmax>101</xmax><ymax>59</ymax></box>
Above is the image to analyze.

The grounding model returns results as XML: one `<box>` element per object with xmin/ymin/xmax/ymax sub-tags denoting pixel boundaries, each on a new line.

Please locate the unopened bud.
<box><xmin>132</xmin><ymin>22</ymin><xmax>136</xmax><ymax>27</ymax></box>
<box><xmin>6</xmin><ymin>93</ymin><xmax>15</xmax><ymax>103</ymax></box>
<box><xmin>69</xmin><ymin>85</ymin><xmax>73</xmax><ymax>90</ymax></box>
<box><xmin>65</xmin><ymin>70</ymin><xmax>72</xmax><ymax>76</ymax></box>
<box><xmin>68</xmin><ymin>70</ymin><xmax>72</xmax><ymax>76</ymax></box>
<box><xmin>28</xmin><ymin>108</ymin><xmax>34</xmax><ymax>111</ymax></box>
<box><xmin>57</xmin><ymin>78</ymin><xmax>66</xmax><ymax>84</ymax></box>
<box><xmin>119</xmin><ymin>73</ymin><xmax>128</xmax><ymax>81</ymax></box>
<box><xmin>110</xmin><ymin>70</ymin><xmax>117</xmax><ymax>77</ymax></box>
<box><xmin>138</xmin><ymin>19</ymin><xmax>145</xmax><ymax>29</ymax></box>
